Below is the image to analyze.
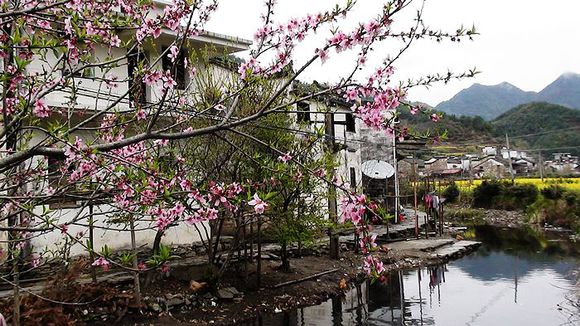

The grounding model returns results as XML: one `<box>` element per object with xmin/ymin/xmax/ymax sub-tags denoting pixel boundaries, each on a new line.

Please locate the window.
<box><xmin>162</xmin><ymin>46</ymin><xmax>187</xmax><ymax>90</ymax></box>
<box><xmin>296</xmin><ymin>101</ymin><xmax>310</xmax><ymax>123</ymax></box>
<box><xmin>350</xmin><ymin>167</ymin><xmax>356</xmax><ymax>190</ymax></box>
<box><xmin>128</xmin><ymin>49</ymin><xmax>147</xmax><ymax>106</ymax></box>
<box><xmin>47</xmin><ymin>155</ymin><xmax>78</xmax><ymax>209</ymax></box>
<box><xmin>345</xmin><ymin>113</ymin><xmax>356</xmax><ymax>132</ymax></box>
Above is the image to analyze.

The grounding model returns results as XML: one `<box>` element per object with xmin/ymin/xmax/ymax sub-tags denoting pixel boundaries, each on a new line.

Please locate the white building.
<box><xmin>2</xmin><ymin>2</ymin><xmax>253</xmax><ymax>257</ymax></box>
<box><xmin>291</xmin><ymin>82</ymin><xmax>363</xmax><ymax>218</ymax></box>
<box><xmin>482</xmin><ymin>146</ymin><xmax>497</xmax><ymax>156</ymax></box>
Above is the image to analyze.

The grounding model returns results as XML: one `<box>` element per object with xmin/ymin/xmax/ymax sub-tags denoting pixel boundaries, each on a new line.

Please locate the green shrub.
<box><xmin>472</xmin><ymin>180</ymin><xmax>538</xmax><ymax>210</ymax></box>
<box><xmin>473</xmin><ymin>180</ymin><xmax>502</xmax><ymax>208</ymax></box>
<box><xmin>528</xmin><ymin>190</ymin><xmax>579</xmax><ymax>232</ymax></box>
<box><xmin>443</xmin><ymin>182</ymin><xmax>460</xmax><ymax>203</ymax></box>
<box><xmin>541</xmin><ymin>185</ymin><xmax>564</xmax><ymax>200</ymax></box>
<box><xmin>508</xmin><ymin>183</ymin><xmax>538</xmax><ymax>209</ymax></box>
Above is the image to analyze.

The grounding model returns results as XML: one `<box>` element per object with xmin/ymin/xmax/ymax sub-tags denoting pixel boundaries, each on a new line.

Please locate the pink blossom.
<box><xmin>278</xmin><ymin>152</ymin><xmax>292</xmax><ymax>163</ymax></box>
<box><xmin>109</xmin><ymin>35</ymin><xmax>121</xmax><ymax>47</ymax></box>
<box><xmin>339</xmin><ymin>197</ymin><xmax>365</xmax><ymax>226</ymax></box>
<box><xmin>313</xmin><ymin>169</ymin><xmax>326</xmax><ymax>178</ymax></box>
<box><xmin>165</xmin><ymin>18</ymin><xmax>179</xmax><ymax>31</ymax></box>
<box><xmin>143</xmin><ymin>71</ymin><xmax>161</xmax><ymax>86</ymax></box>
<box><xmin>33</xmin><ymin>99</ymin><xmax>50</xmax><ymax>117</ymax></box>
<box><xmin>85</xmin><ymin>22</ymin><xmax>97</xmax><ymax>35</ymax></box>
<box><xmin>206</xmin><ymin>208</ymin><xmax>218</xmax><ymax>220</ymax></box>
<box><xmin>37</xmin><ymin>19</ymin><xmax>51</xmax><ymax>29</ymax></box>
<box><xmin>344</xmin><ymin>88</ymin><xmax>358</xmax><ymax>101</ymax></box>
<box><xmin>64</xmin><ymin>17</ymin><xmax>73</xmax><ymax>35</ymax></box>
<box><xmin>248</xmin><ymin>193</ymin><xmax>268</xmax><ymax>214</ymax></box>
<box><xmin>363</xmin><ymin>255</ymin><xmax>384</xmax><ymax>276</ymax></box>
<box><xmin>168</xmin><ymin>45</ymin><xmax>179</xmax><ymax>63</ymax></box>
<box><xmin>155</xmin><ymin>214</ymin><xmax>172</xmax><ymax>231</ymax></box>
<box><xmin>358</xmin><ymin>55</ymin><xmax>367</xmax><ymax>66</ymax></box>
<box><xmin>92</xmin><ymin>257</ymin><xmax>110</xmax><ymax>271</ymax></box>
<box><xmin>104</xmin><ymin>73</ymin><xmax>118</xmax><ymax>88</ymax></box>
<box><xmin>430</xmin><ymin>113</ymin><xmax>439</xmax><ymax>122</ymax></box>
<box><xmin>162</xmin><ymin>74</ymin><xmax>177</xmax><ymax>90</ymax></box>
<box><xmin>30</xmin><ymin>254</ymin><xmax>41</xmax><ymax>268</ymax></box>
<box><xmin>136</xmin><ymin>109</ymin><xmax>146</xmax><ymax>121</ymax></box>
<box><xmin>58</xmin><ymin>224</ymin><xmax>68</xmax><ymax>234</ymax></box>
<box><xmin>179</xmin><ymin>178</ymin><xmax>192</xmax><ymax>192</ymax></box>
<box><xmin>315</xmin><ymin>48</ymin><xmax>329</xmax><ymax>63</ymax></box>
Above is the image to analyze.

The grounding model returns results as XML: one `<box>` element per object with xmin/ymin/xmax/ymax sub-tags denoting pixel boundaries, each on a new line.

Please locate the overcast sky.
<box><xmin>205</xmin><ymin>0</ymin><xmax>580</xmax><ymax>106</ymax></box>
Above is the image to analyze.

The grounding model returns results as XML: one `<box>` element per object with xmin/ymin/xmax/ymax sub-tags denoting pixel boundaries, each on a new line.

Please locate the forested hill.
<box><xmin>399</xmin><ymin>108</ymin><xmax>495</xmax><ymax>143</ymax></box>
<box><xmin>491</xmin><ymin>102</ymin><xmax>580</xmax><ymax>155</ymax></box>
<box><xmin>399</xmin><ymin>102</ymin><xmax>580</xmax><ymax>155</ymax></box>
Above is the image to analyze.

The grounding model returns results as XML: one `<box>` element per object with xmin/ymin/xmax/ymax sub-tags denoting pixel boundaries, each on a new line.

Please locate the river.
<box><xmin>251</xmin><ymin>226</ymin><xmax>579</xmax><ymax>326</ymax></box>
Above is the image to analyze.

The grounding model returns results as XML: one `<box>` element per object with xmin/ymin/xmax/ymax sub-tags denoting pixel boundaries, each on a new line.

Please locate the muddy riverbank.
<box><xmin>105</xmin><ymin>238</ymin><xmax>480</xmax><ymax>325</ymax></box>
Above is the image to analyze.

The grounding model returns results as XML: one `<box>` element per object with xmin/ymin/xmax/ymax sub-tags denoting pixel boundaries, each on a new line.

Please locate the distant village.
<box><xmin>398</xmin><ymin>147</ymin><xmax>580</xmax><ymax>180</ymax></box>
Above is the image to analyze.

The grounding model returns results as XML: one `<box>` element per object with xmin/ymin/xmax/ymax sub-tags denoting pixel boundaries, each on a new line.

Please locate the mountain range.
<box><xmin>435</xmin><ymin>72</ymin><xmax>580</xmax><ymax>120</ymax></box>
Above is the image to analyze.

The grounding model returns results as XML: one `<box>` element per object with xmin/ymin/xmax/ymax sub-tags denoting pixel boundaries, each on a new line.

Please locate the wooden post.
<box><xmin>437</xmin><ymin>180</ymin><xmax>442</xmax><ymax>236</ymax></box>
<box><xmin>413</xmin><ymin>156</ymin><xmax>419</xmax><ymax>239</ymax></box>
<box><xmin>538</xmin><ymin>150</ymin><xmax>544</xmax><ymax>182</ymax></box>
<box><xmin>89</xmin><ymin>205</ymin><xmax>97</xmax><ymax>283</ymax></box>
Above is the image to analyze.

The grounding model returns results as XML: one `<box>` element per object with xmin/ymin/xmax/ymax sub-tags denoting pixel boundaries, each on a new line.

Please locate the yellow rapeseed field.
<box><xmin>455</xmin><ymin>178</ymin><xmax>580</xmax><ymax>192</ymax></box>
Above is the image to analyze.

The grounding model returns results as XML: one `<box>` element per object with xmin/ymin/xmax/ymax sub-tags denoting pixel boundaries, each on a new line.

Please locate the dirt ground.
<box><xmin>101</xmin><ymin>240</ymin><xmax>473</xmax><ymax>326</ymax></box>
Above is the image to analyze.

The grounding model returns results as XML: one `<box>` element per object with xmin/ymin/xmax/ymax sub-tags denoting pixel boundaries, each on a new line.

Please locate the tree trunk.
<box><xmin>130</xmin><ymin>218</ymin><xmax>141</xmax><ymax>307</ymax></box>
<box><xmin>280</xmin><ymin>242</ymin><xmax>290</xmax><ymax>272</ymax></box>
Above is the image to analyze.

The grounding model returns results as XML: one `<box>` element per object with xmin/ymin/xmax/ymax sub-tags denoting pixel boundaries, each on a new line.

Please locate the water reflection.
<box><xmin>250</xmin><ymin>227</ymin><xmax>579</xmax><ymax>326</ymax></box>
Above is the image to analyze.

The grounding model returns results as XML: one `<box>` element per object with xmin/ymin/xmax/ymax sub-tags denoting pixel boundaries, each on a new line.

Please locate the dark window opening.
<box><xmin>346</xmin><ymin>113</ymin><xmax>356</xmax><ymax>132</ymax></box>
<box><xmin>128</xmin><ymin>49</ymin><xmax>147</xmax><ymax>106</ymax></box>
<box><xmin>162</xmin><ymin>46</ymin><xmax>187</xmax><ymax>90</ymax></box>
<box><xmin>349</xmin><ymin>167</ymin><xmax>356</xmax><ymax>189</ymax></box>
<box><xmin>296</xmin><ymin>101</ymin><xmax>310</xmax><ymax>123</ymax></box>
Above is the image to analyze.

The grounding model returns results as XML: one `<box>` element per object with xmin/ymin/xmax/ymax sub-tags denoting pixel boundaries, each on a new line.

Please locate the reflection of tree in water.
<box><xmin>454</xmin><ymin>225</ymin><xmax>579</xmax><ymax>282</ymax></box>
<box><xmin>250</xmin><ymin>226</ymin><xmax>579</xmax><ymax>326</ymax></box>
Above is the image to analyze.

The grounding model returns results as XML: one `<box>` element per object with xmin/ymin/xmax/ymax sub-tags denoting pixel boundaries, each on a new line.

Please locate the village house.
<box><xmin>291</xmin><ymin>81</ymin><xmax>363</xmax><ymax>193</ymax></box>
<box><xmin>5</xmin><ymin>1</ymin><xmax>255</xmax><ymax>257</ymax></box>
<box><xmin>397</xmin><ymin>157</ymin><xmax>425</xmax><ymax>179</ymax></box>
<box><xmin>424</xmin><ymin>156</ymin><xmax>448</xmax><ymax>175</ymax></box>
<box><xmin>512</xmin><ymin>157</ymin><xmax>536</xmax><ymax>175</ymax></box>
<box><xmin>546</xmin><ymin>153</ymin><xmax>580</xmax><ymax>175</ymax></box>
<box><xmin>472</xmin><ymin>156</ymin><xmax>507</xmax><ymax>179</ymax></box>
<box><xmin>482</xmin><ymin>146</ymin><xmax>497</xmax><ymax>156</ymax></box>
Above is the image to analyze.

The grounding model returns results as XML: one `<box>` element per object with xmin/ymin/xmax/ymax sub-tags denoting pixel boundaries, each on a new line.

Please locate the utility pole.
<box><xmin>505</xmin><ymin>133</ymin><xmax>515</xmax><ymax>183</ymax></box>
<box><xmin>325</xmin><ymin>112</ymin><xmax>339</xmax><ymax>259</ymax></box>
<box><xmin>538</xmin><ymin>150</ymin><xmax>544</xmax><ymax>182</ymax></box>
<box><xmin>392</xmin><ymin>128</ymin><xmax>400</xmax><ymax>224</ymax></box>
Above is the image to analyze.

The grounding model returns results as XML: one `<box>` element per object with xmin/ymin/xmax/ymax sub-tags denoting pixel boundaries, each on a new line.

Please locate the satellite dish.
<box><xmin>362</xmin><ymin>160</ymin><xmax>395</xmax><ymax>179</ymax></box>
